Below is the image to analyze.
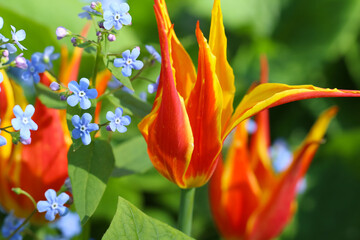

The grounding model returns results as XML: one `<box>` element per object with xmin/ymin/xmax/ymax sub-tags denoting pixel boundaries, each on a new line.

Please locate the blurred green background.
<box><xmin>2</xmin><ymin>0</ymin><xmax>360</xmax><ymax>239</ymax></box>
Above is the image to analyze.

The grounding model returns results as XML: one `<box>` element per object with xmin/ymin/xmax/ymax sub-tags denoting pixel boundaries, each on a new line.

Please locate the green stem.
<box><xmin>177</xmin><ymin>188</ymin><xmax>195</xmax><ymax>236</ymax></box>
<box><xmin>6</xmin><ymin>209</ymin><xmax>36</xmax><ymax>240</ymax></box>
<box><xmin>91</xmin><ymin>39</ymin><xmax>102</xmax><ymax>87</ymax></box>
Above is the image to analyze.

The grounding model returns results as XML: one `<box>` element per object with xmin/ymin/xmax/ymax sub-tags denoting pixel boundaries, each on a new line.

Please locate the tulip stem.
<box><xmin>178</xmin><ymin>188</ymin><xmax>195</xmax><ymax>236</ymax></box>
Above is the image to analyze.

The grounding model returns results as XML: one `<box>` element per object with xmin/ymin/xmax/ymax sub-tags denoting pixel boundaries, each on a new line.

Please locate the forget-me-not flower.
<box><xmin>71</xmin><ymin>113</ymin><xmax>99</xmax><ymax>145</ymax></box>
<box><xmin>0</xmin><ymin>119</ymin><xmax>7</xmax><ymax>147</ymax></box>
<box><xmin>269</xmin><ymin>139</ymin><xmax>293</xmax><ymax>173</ymax></box>
<box><xmin>67</xmin><ymin>78</ymin><xmax>98</xmax><ymax>110</ymax></box>
<box><xmin>78</xmin><ymin>5</ymin><xmax>101</xmax><ymax>20</ymax></box>
<box><xmin>0</xmin><ymin>17</ymin><xmax>3</xmax><ymax>30</ymax></box>
<box><xmin>246</xmin><ymin>118</ymin><xmax>257</xmax><ymax>134</ymax></box>
<box><xmin>106</xmin><ymin>107</ymin><xmax>131</xmax><ymax>133</ymax></box>
<box><xmin>145</xmin><ymin>45</ymin><xmax>161</xmax><ymax>63</ymax></box>
<box><xmin>1</xmin><ymin>211</ymin><xmax>25</xmax><ymax>240</ymax></box>
<box><xmin>103</xmin><ymin>2</ymin><xmax>131</xmax><ymax>30</ymax></box>
<box><xmin>15</xmin><ymin>53</ymin><xmax>27</xmax><ymax>69</ymax></box>
<box><xmin>37</xmin><ymin>189</ymin><xmax>69</xmax><ymax>222</ymax></box>
<box><xmin>21</xmin><ymin>54</ymin><xmax>46</xmax><ymax>84</ymax></box>
<box><xmin>33</xmin><ymin>46</ymin><xmax>60</xmax><ymax>70</ymax></box>
<box><xmin>114</xmin><ymin>47</ymin><xmax>143</xmax><ymax>77</ymax></box>
<box><xmin>148</xmin><ymin>76</ymin><xmax>159</xmax><ymax>94</ymax></box>
<box><xmin>11</xmin><ymin>104</ymin><xmax>38</xmax><ymax>140</ymax></box>
<box><xmin>10</xmin><ymin>25</ymin><xmax>26</xmax><ymax>51</ymax></box>
<box><xmin>52</xmin><ymin>211</ymin><xmax>82</xmax><ymax>238</ymax></box>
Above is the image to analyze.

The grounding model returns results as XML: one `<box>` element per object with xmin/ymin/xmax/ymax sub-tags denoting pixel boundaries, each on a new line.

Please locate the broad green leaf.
<box><xmin>113</xmin><ymin>91</ymin><xmax>152</xmax><ymax>118</ymax></box>
<box><xmin>68</xmin><ymin>139</ymin><xmax>115</xmax><ymax>225</ymax></box>
<box><xmin>102</xmin><ymin>196</ymin><xmax>194</xmax><ymax>240</ymax></box>
<box><xmin>112</xmin><ymin>136</ymin><xmax>153</xmax><ymax>177</ymax></box>
<box><xmin>35</xmin><ymin>83</ymin><xmax>67</xmax><ymax>109</ymax></box>
<box><xmin>66</xmin><ymin>100</ymin><xmax>96</xmax><ymax>151</ymax></box>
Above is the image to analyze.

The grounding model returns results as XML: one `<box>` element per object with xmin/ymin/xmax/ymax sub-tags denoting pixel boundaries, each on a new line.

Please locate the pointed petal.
<box><xmin>154</xmin><ymin>0</ymin><xmax>196</xmax><ymax>101</ymax></box>
<box><xmin>209</xmin><ymin>0</ymin><xmax>235</xmax><ymax>128</ymax></box>
<box><xmin>138</xmin><ymin>2</ymin><xmax>194</xmax><ymax>188</ymax></box>
<box><xmin>223</xmin><ymin>83</ymin><xmax>360</xmax><ymax>139</ymax></box>
<box><xmin>182</xmin><ymin>23</ymin><xmax>223</xmax><ymax>188</ymax></box>
<box><xmin>210</xmin><ymin>122</ymin><xmax>261</xmax><ymax>239</ymax></box>
<box><xmin>246</xmin><ymin>107</ymin><xmax>338</xmax><ymax>240</ymax></box>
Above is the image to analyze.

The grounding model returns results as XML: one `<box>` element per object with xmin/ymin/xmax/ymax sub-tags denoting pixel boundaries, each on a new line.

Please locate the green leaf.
<box><xmin>113</xmin><ymin>91</ymin><xmax>152</xmax><ymax>118</ymax></box>
<box><xmin>104</xmin><ymin>57</ymin><xmax>134</xmax><ymax>91</ymax></box>
<box><xmin>35</xmin><ymin>83</ymin><xmax>67</xmax><ymax>109</ymax></box>
<box><xmin>112</xmin><ymin>136</ymin><xmax>153</xmax><ymax>177</ymax></box>
<box><xmin>68</xmin><ymin>139</ymin><xmax>115</xmax><ymax>225</ymax></box>
<box><xmin>66</xmin><ymin>100</ymin><xmax>96</xmax><ymax>151</ymax></box>
<box><xmin>102</xmin><ymin>196</ymin><xmax>194</xmax><ymax>240</ymax></box>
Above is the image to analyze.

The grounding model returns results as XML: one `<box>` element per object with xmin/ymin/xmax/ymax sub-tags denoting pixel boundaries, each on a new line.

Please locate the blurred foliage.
<box><xmin>2</xmin><ymin>0</ymin><xmax>360</xmax><ymax>239</ymax></box>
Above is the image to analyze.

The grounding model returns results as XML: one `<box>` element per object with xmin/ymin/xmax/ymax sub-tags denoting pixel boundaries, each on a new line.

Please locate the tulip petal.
<box><xmin>209</xmin><ymin>0</ymin><xmax>235</xmax><ymax>128</ymax></box>
<box><xmin>224</xmin><ymin>83</ymin><xmax>360</xmax><ymax>139</ymax></box>
<box><xmin>183</xmin><ymin>23</ymin><xmax>223</xmax><ymax>188</ymax></box>
<box><xmin>210</xmin><ymin>121</ymin><xmax>261</xmax><ymax>239</ymax></box>
<box><xmin>139</xmin><ymin>1</ymin><xmax>195</xmax><ymax>188</ymax></box>
<box><xmin>246</xmin><ymin>107</ymin><xmax>338</xmax><ymax>240</ymax></box>
<box><xmin>154</xmin><ymin>0</ymin><xmax>196</xmax><ymax>101</ymax></box>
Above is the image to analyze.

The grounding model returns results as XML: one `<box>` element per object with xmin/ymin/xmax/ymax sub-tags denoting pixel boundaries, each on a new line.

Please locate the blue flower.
<box><xmin>67</xmin><ymin>78</ymin><xmax>98</xmax><ymax>110</ymax></box>
<box><xmin>1</xmin><ymin>211</ymin><xmax>25</xmax><ymax>240</ymax></box>
<box><xmin>0</xmin><ymin>32</ymin><xmax>17</xmax><ymax>54</ymax></box>
<box><xmin>103</xmin><ymin>2</ymin><xmax>131</xmax><ymax>30</ymax></box>
<box><xmin>114</xmin><ymin>47</ymin><xmax>143</xmax><ymax>77</ymax></box>
<box><xmin>0</xmin><ymin>119</ymin><xmax>5</xmax><ymax>147</ymax></box>
<box><xmin>148</xmin><ymin>76</ymin><xmax>159</xmax><ymax>94</ymax></box>
<box><xmin>10</xmin><ymin>25</ymin><xmax>26</xmax><ymax>51</ymax></box>
<box><xmin>33</xmin><ymin>46</ymin><xmax>60</xmax><ymax>70</ymax></box>
<box><xmin>246</xmin><ymin>118</ymin><xmax>257</xmax><ymax>134</ymax></box>
<box><xmin>0</xmin><ymin>17</ymin><xmax>3</xmax><ymax>29</ymax></box>
<box><xmin>269</xmin><ymin>139</ymin><xmax>293</xmax><ymax>173</ymax></box>
<box><xmin>145</xmin><ymin>45</ymin><xmax>161</xmax><ymax>63</ymax></box>
<box><xmin>71</xmin><ymin>113</ymin><xmax>99</xmax><ymax>145</ymax></box>
<box><xmin>37</xmin><ymin>189</ymin><xmax>69</xmax><ymax>222</ymax></box>
<box><xmin>78</xmin><ymin>6</ymin><xmax>101</xmax><ymax>20</ymax></box>
<box><xmin>106</xmin><ymin>107</ymin><xmax>131</xmax><ymax>133</ymax></box>
<box><xmin>21</xmin><ymin>54</ymin><xmax>46</xmax><ymax>84</ymax></box>
<box><xmin>52</xmin><ymin>211</ymin><xmax>81</xmax><ymax>238</ymax></box>
<box><xmin>11</xmin><ymin>104</ymin><xmax>38</xmax><ymax>140</ymax></box>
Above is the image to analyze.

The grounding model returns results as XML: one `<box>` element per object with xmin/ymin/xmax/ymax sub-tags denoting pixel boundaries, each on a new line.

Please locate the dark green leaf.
<box><xmin>35</xmin><ymin>83</ymin><xmax>67</xmax><ymax>109</ymax></box>
<box><xmin>68</xmin><ymin>139</ymin><xmax>115</xmax><ymax>225</ymax></box>
<box><xmin>102</xmin><ymin>196</ymin><xmax>194</xmax><ymax>240</ymax></box>
<box><xmin>113</xmin><ymin>91</ymin><xmax>152</xmax><ymax>118</ymax></box>
<box><xmin>112</xmin><ymin>136</ymin><xmax>153</xmax><ymax>177</ymax></box>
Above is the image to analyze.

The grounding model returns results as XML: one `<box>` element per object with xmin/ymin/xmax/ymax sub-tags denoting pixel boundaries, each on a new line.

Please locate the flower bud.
<box><xmin>15</xmin><ymin>53</ymin><xmax>27</xmax><ymax>70</ymax></box>
<box><xmin>108</xmin><ymin>34</ymin><xmax>116</xmax><ymax>42</ymax></box>
<box><xmin>91</xmin><ymin>1</ymin><xmax>97</xmax><ymax>9</ymax></box>
<box><xmin>60</xmin><ymin>95</ymin><xmax>67</xmax><ymax>101</ymax></box>
<box><xmin>106</xmin><ymin>125</ymin><xmax>112</xmax><ymax>131</ymax></box>
<box><xmin>96</xmin><ymin>31</ymin><xmax>102</xmax><ymax>37</ymax></box>
<box><xmin>56</xmin><ymin>26</ymin><xmax>70</xmax><ymax>40</ymax></box>
<box><xmin>20</xmin><ymin>137</ymin><xmax>31</xmax><ymax>145</ymax></box>
<box><xmin>50</xmin><ymin>82</ymin><xmax>60</xmax><ymax>91</ymax></box>
<box><xmin>2</xmin><ymin>50</ymin><xmax>9</xmax><ymax>57</ymax></box>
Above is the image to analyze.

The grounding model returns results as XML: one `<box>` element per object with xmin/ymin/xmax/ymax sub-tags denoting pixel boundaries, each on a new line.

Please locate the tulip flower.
<box><xmin>0</xmin><ymin>71</ymin><xmax>69</xmax><ymax>223</ymax></box>
<box><xmin>209</xmin><ymin>58</ymin><xmax>340</xmax><ymax>240</ymax></box>
<box><xmin>138</xmin><ymin>0</ymin><xmax>360</xmax><ymax>189</ymax></box>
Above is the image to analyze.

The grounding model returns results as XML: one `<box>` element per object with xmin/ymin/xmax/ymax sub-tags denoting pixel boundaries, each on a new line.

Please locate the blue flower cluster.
<box><xmin>1</xmin><ymin>211</ymin><xmax>25</xmax><ymax>240</ymax></box>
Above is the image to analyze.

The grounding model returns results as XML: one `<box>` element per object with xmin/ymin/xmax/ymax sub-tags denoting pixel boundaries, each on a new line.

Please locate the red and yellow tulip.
<box><xmin>0</xmin><ymin>70</ymin><xmax>69</xmax><ymax>223</ymax></box>
<box><xmin>209</xmin><ymin>59</ymin><xmax>339</xmax><ymax>240</ymax></box>
<box><xmin>138</xmin><ymin>0</ymin><xmax>360</xmax><ymax>189</ymax></box>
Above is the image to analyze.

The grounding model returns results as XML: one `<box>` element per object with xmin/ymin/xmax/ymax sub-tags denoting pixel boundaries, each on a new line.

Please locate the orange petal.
<box><xmin>138</xmin><ymin>2</ymin><xmax>194</xmax><ymax>188</ymax></box>
<box><xmin>183</xmin><ymin>23</ymin><xmax>223</xmax><ymax>188</ymax></box>
<box><xmin>246</xmin><ymin>107</ymin><xmax>338</xmax><ymax>240</ymax></box>
<box><xmin>154</xmin><ymin>0</ymin><xmax>196</xmax><ymax>101</ymax></box>
<box><xmin>209</xmin><ymin>0</ymin><xmax>235</xmax><ymax>128</ymax></box>
<box><xmin>210</xmin><ymin>121</ymin><xmax>260</xmax><ymax>239</ymax></box>
<box><xmin>223</xmin><ymin>83</ymin><xmax>360</xmax><ymax>139</ymax></box>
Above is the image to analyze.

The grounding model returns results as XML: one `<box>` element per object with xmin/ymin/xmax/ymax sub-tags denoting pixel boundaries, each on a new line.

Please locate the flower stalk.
<box><xmin>178</xmin><ymin>188</ymin><xmax>196</xmax><ymax>236</ymax></box>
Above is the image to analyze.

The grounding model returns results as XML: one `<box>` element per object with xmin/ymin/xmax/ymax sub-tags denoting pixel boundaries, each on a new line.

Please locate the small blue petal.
<box><xmin>81</xmin><ymin>132</ymin><xmax>91</xmax><ymax>145</ymax></box>
<box><xmin>67</xmin><ymin>95</ymin><xmax>79</xmax><ymax>107</ymax></box>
